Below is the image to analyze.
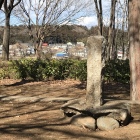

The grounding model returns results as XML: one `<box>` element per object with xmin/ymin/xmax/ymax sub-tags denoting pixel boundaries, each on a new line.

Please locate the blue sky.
<box><xmin>75</xmin><ymin>1</ymin><xmax>111</xmax><ymax>28</ymax></box>
<box><xmin>0</xmin><ymin>1</ymin><xmax>125</xmax><ymax>29</ymax></box>
<box><xmin>76</xmin><ymin>0</ymin><xmax>126</xmax><ymax>29</ymax></box>
<box><xmin>75</xmin><ymin>16</ymin><xmax>98</xmax><ymax>28</ymax></box>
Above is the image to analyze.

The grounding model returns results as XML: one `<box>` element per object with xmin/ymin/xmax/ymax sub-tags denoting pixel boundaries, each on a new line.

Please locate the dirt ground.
<box><xmin>0</xmin><ymin>79</ymin><xmax>140</xmax><ymax>140</ymax></box>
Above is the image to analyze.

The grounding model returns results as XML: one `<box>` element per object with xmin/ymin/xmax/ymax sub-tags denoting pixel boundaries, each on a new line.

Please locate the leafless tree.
<box><xmin>118</xmin><ymin>0</ymin><xmax>128</xmax><ymax>59</ymax></box>
<box><xmin>2</xmin><ymin>0</ymin><xmax>21</xmax><ymax>60</ymax></box>
<box><xmin>109</xmin><ymin>0</ymin><xmax>128</xmax><ymax>60</ymax></box>
<box><xmin>93</xmin><ymin>0</ymin><xmax>103</xmax><ymax>35</ymax></box>
<box><xmin>0</xmin><ymin>0</ymin><xmax>4</xmax><ymax>9</ymax></box>
<box><xmin>107</xmin><ymin>0</ymin><xmax>117</xmax><ymax>60</ymax></box>
<box><xmin>15</xmin><ymin>0</ymin><xmax>92</xmax><ymax>59</ymax></box>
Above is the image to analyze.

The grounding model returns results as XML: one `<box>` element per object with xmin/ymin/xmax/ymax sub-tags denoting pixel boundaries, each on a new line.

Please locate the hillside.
<box><xmin>0</xmin><ymin>25</ymin><xmax>90</xmax><ymax>45</ymax></box>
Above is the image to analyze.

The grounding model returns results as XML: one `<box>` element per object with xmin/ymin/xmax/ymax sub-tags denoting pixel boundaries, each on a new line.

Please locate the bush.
<box><xmin>0</xmin><ymin>61</ymin><xmax>15</xmax><ymax>79</ymax></box>
<box><xmin>103</xmin><ymin>59</ymin><xmax>130</xmax><ymax>83</ymax></box>
<box><xmin>11</xmin><ymin>59</ymin><xmax>29</xmax><ymax>79</ymax></box>
<box><xmin>11</xmin><ymin>59</ymin><xmax>49</xmax><ymax>81</ymax></box>
<box><xmin>0</xmin><ymin>58</ymin><xmax>130</xmax><ymax>83</ymax></box>
<box><xmin>69</xmin><ymin>59</ymin><xmax>87</xmax><ymax>81</ymax></box>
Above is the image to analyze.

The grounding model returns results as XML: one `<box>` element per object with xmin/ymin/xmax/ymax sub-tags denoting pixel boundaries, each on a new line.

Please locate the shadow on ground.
<box><xmin>0</xmin><ymin>79</ymin><xmax>140</xmax><ymax>140</ymax></box>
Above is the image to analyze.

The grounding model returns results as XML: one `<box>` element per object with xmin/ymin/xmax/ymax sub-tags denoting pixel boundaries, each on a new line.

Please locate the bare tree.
<box><xmin>15</xmin><ymin>0</ymin><xmax>91</xmax><ymax>59</ymax></box>
<box><xmin>107</xmin><ymin>0</ymin><xmax>117</xmax><ymax>60</ymax></box>
<box><xmin>93</xmin><ymin>0</ymin><xmax>103</xmax><ymax>35</ymax></box>
<box><xmin>120</xmin><ymin>0</ymin><xmax>128</xmax><ymax>59</ymax></box>
<box><xmin>2</xmin><ymin>0</ymin><xmax>21</xmax><ymax>60</ymax></box>
<box><xmin>129</xmin><ymin>0</ymin><xmax>140</xmax><ymax>101</ymax></box>
<box><xmin>115</xmin><ymin>0</ymin><xmax>128</xmax><ymax>60</ymax></box>
<box><xmin>0</xmin><ymin>0</ymin><xmax>4</xmax><ymax>9</ymax></box>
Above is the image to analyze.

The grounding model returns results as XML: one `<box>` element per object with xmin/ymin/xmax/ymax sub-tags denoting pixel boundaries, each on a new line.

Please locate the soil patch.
<box><xmin>0</xmin><ymin>79</ymin><xmax>140</xmax><ymax>140</ymax></box>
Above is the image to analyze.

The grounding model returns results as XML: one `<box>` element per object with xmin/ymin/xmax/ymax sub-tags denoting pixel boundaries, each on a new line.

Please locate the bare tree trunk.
<box><xmin>2</xmin><ymin>14</ymin><xmax>10</xmax><ymax>60</ymax></box>
<box><xmin>35</xmin><ymin>39</ymin><xmax>43</xmax><ymax>59</ymax></box>
<box><xmin>94</xmin><ymin>0</ymin><xmax>103</xmax><ymax>35</ymax></box>
<box><xmin>120</xmin><ymin>13</ymin><xmax>125</xmax><ymax>60</ymax></box>
<box><xmin>129</xmin><ymin>0</ymin><xmax>140</xmax><ymax>101</ymax></box>
<box><xmin>108</xmin><ymin>0</ymin><xmax>117</xmax><ymax>60</ymax></box>
<box><xmin>126</xmin><ymin>0</ymin><xmax>129</xmax><ymax>59</ymax></box>
<box><xmin>0</xmin><ymin>0</ymin><xmax>4</xmax><ymax>9</ymax></box>
<box><xmin>114</xmin><ymin>2</ymin><xmax>119</xmax><ymax>60</ymax></box>
<box><xmin>119</xmin><ymin>0</ymin><xmax>128</xmax><ymax>60</ymax></box>
<box><xmin>2</xmin><ymin>0</ymin><xmax>21</xmax><ymax>61</ymax></box>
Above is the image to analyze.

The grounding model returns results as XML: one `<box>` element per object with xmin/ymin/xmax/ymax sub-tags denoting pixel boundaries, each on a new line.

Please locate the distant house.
<box><xmin>67</xmin><ymin>42</ymin><xmax>72</xmax><ymax>46</ymax></box>
<box><xmin>117</xmin><ymin>50</ymin><xmax>127</xmax><ymax>60</ymax></box>
<box><xmin>68</xmin><ymin>46</ymin><xmax>87</xmax><ymax>58</ymax></box>
<box><xmin>67</xmin><ymin>42</ymin><xmax>73</xmax><ymax>49</ymax></box>
<box><xmin>77</xmin><ymin>42</ymin><xmax>85</xmax><ymax>47</ymax></box>
<box><xmin>42</xmin><ymin>43</ymin><xmax>48</xmax><ymax>47</ymax></box>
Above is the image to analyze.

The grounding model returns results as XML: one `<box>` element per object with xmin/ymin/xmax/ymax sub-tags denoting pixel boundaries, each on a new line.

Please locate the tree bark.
<box><xmin>2</xmin><ymin>13</ymin><xmax>10</xmax><ymax>60</ymax></box>
<box><xmin>94</xmin><ymin>0</ymin><xmax>103</xmax><ymax>35</ymax></box>
<box><xmin>35</xmin><ymin>40</ymin><xmax>43</xmax><ymax>59</ymax></box>
<box><xmin>129</xmin><ymin>0</ymin><xmax>140</xmax><ymax>101</ymax></box>
<box><xmin>0</xmin><ymin>0</ymin><xmax>4</xmax><ymax>9</ymax></box>
<box><xmin>2</xmin><ymin>0</ymin><xmax>21</xmax><ymax>61</ymax></box>
<box><xmin>108</xmin><ymin>0</ymin><xmax>117</xmax><ymax>60</ymax></box>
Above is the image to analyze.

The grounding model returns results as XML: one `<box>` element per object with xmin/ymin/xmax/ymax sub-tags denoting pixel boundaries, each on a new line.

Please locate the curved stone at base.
<box><xmin>107</xmin><ymin>109</ymin><xmax>130</xmax><ymax>125</ymax></box>
<box><xmin>97</xmin><ymin>116</ymin><xmax>119</xmax><ymax>131</ymax></box>
<box><xmin>70</xmin><ymin>114</ymin><xmax>96</xmax><ymax>130</ymax></box>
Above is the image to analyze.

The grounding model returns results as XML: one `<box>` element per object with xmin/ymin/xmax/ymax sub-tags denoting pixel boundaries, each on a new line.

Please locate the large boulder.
<box><xmin>97</xmin><ymin>116</ymin><xmax>119</xmax><ymax>131</ymax></box>
<box><xmin>70</xmin><ymin>114</ymin><xmax>96</xmax><ymax>130</ymax></box>
<box><xmin>107</xmin><ymin>109</ymin><xmax>130</xmax><ymax>125</ymax></box>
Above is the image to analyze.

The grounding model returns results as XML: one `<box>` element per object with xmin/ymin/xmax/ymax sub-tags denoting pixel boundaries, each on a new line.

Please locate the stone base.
<box><xmin>97</xmin><ymin>116</ymin><xmax>120</xmax><ymax>130</ymax></box>
<box><xmin>61</xmin><ymin>99</ymin><xmax>132</xmax><ymax>131</ymax></box>
<box><xmin>71</xmin><ymin>114</ymin><xmax>96</xmax><ymax>130</ymax></box>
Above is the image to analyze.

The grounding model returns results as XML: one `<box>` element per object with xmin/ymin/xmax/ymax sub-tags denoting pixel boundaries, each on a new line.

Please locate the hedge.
<box><xmin>0</xmin><ymin>59</ymin><xmax>130</xmax><ymax>83</ymax></box>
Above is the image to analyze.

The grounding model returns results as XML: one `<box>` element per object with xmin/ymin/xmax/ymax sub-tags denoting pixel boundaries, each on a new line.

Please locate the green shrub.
<box><xmin>0</xmin><ymin>58</ymin><xmax>130</xmax><ymax>83</ymax></box>
<box><xmin>27</xmin><ymin>59</ymin><xmax>47</xmax><ymax>81</ymax></box>
<box><xmin>11</xmin><ymin>59</ymin><xmax>29</xmax><ymax>80</ymax></box>
<box><xmin>0</xmin><ymin>68</ymin><xmax>6</xmax><ymax>79</ymax></box>
<box><xmin>53</xmin><ymin>59</ymin><xmax>73</xmax><ymax>80</ymax></box>
<box><xmin>0</xmin><ymin>61</ymin><xmax>15</xmax><ymax>79</ymax></box>
<box><xmin>69</xmin><ymin>59</ymin><xmax>87</xmax><ymax>81</ymax></box>
<box><xmin>103</xmin><ymin>59</ymin><xmax>130</xmax><ymax>83</ymax></box>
